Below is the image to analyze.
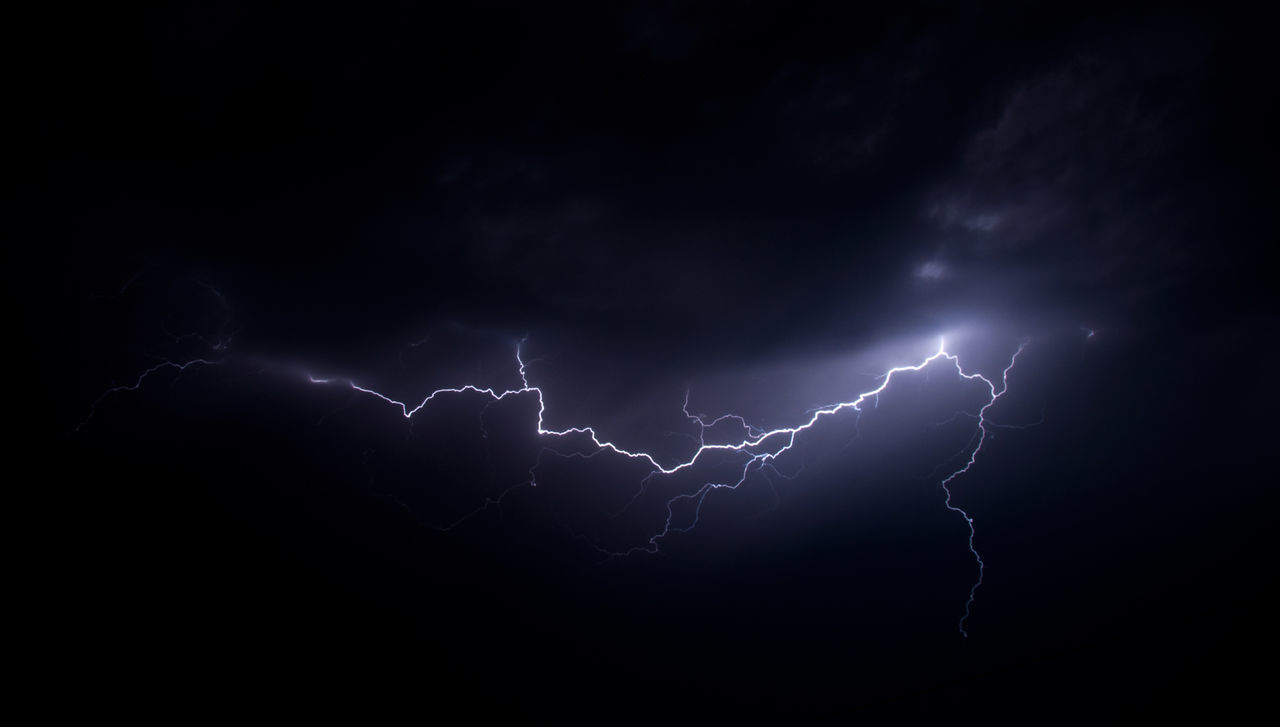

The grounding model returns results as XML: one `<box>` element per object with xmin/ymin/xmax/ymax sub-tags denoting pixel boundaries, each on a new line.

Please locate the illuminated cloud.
<box><xmin>916</xmin><ymin>260</ymin><xmax>947</xmax><ymax>280</ymax></box>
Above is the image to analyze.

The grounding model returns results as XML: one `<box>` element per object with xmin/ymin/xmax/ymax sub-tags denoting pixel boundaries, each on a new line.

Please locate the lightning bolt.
<box><xmin>77</xmin><ymin>280</ymin><xmax>235</xmax><ymax>431</ymax></box>
<box><xmin>306</xmin><ymin>336</ymin><xmax>1027</xmax><ymax>636</ymax></box>
<box><xmin>82</xmin><ymin>324</ymin><xmax>1028</xmax><ymax>637</ymax></box>
<box><xmin>77</xmin><ymin>357</ymin><xmax>223</xmax><ymax>431</ymax></box>
<box><xmin>937</xmin><ymin>340</ymin><xmax>1027</xmax><ymax>637</ymax></box>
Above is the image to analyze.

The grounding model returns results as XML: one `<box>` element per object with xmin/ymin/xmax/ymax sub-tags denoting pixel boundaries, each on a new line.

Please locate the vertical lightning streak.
<box><xmin>938</xmin><ymin>341</ymin><xmax>1027</xmax><ymax>637</ymax></box>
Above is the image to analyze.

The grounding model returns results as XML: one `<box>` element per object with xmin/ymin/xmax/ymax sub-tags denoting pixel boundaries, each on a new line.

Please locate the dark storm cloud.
<box><xmin>919</xmin><ymin>39</ymin><xmax>1215</xmax><ymax>326</ymax></box>
<box><xmin>38</xmin><ymin>2</ymin><xmax>1277</xmax><ymax>713</ymax></box>
<box><xmin>46</xmin><ymin>3</ymin><xmax>1257</xmax><ymax>414</ymax></box>
<box><xmin>428</xmin><ymin>15</ymin><xmax>1207</xmax><ymax>352</ymax></box>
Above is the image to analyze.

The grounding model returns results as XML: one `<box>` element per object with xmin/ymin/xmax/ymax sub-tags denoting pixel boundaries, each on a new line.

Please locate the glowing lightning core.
<box><xmin>307</xmin><ymin>336</ymin><xmax>1027</xmax><ymax>636</ymax></box>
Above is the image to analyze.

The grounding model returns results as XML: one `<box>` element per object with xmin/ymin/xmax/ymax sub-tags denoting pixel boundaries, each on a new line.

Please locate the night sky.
<box><xmin>35</xmin><ymin>1</ymin><xmax>1276</xmax><ymax>716</ymax></box>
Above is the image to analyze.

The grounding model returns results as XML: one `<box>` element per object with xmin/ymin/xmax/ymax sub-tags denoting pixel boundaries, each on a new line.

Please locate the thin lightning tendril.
<box><xmin>77</xmin><ymin>358</ymin><xmax>223</xmax><ymax>431</ymax></box>
<box><xmin>936</xmin><ymin>340</ymin><xmax>1027</xmax><ymax>637</ymax></box>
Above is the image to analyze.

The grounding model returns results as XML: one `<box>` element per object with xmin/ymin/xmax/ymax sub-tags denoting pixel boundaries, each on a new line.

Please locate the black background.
<box><xmin>31</xmin><ymin>1</ymin><xmax>1276</xmax><ymax>717</ymax></box>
